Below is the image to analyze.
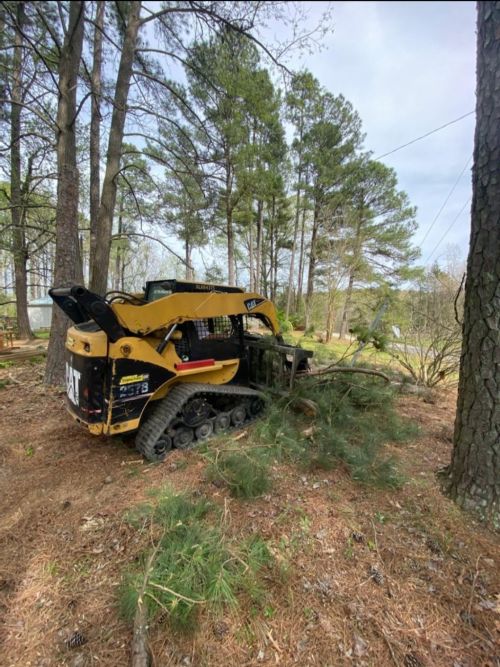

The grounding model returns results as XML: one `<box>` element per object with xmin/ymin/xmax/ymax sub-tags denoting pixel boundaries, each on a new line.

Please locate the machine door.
<box><xmin>65</xmin><ymin>351</ymin><xmax>108</xmax><ymax>423</ymax></box>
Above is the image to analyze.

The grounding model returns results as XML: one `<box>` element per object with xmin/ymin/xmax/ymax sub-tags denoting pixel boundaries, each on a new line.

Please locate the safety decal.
<box><xmin>119</xmin><ymin>373</ymin><xmax>149</xmax><ymax>385</ymax></box>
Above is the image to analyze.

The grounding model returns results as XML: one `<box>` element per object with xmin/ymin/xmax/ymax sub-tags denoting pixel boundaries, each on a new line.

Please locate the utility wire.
<box><xmin>375</xmin><ymin>111</ymin><xmax>475</xmax><ymax>160</ymax></box>
<box><xmin>425</xmin><ymin>197</ymin><xmax>471</xmax><ymax>265</ymax></box>
<box><xmin>419</xmin><ymin>155</ymin><xmax>472</xmax><ymax>246</ymax></box>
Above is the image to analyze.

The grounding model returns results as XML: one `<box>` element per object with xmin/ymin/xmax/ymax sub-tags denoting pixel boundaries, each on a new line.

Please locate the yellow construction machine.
<box><xmin>49</xmin><ymin>279</ymin><xmax>312</xmax><ymax>461</ymax></box>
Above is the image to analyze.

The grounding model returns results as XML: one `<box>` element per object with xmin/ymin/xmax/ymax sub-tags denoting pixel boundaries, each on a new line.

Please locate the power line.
<box><xmin>375</xmin><ymin>111</ymin><xmax>475</xmax><ymax>160</ymax></box>
<box><xmin>425</xmin><ymin>197</ymin><xmax>471</xmax><ymax>265</ymax></box>
<box><xmin>419</xmin><ymin>155</ymin><xmax>472</xmax><ymax>246</ymax></box>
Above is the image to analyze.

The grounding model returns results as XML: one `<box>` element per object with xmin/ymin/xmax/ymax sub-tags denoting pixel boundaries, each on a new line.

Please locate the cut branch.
<box><xmin>300</xmin><ymin>365</ymin><xmax>391</xmax><ymax>382</ymax></box>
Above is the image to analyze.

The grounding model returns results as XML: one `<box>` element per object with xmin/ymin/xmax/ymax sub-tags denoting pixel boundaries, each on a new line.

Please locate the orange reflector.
<box><xmin>175</xmin><ymin>359</ymin><xmax>216</xmax><ymax>371</ymax></box>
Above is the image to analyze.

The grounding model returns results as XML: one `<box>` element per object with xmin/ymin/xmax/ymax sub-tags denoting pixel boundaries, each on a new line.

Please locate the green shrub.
<box><xmin>276</xmin><ymin>309</ymin><xmax>293</xmax><ymax>333</ymax></box>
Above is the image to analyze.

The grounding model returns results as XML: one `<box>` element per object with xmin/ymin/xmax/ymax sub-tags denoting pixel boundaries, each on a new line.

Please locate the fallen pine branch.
<box><xmin>131</xmin><ymin>539</ymin><xmax>162</xmax><ymax>667</ymax></box>
<box><xmin>299</xmin><ymin>365</ymin><xmax>390</xmax><ymax>382</ymax></box>
<box><xmin>291</xmin><ymin>397</ymin><xmax>319</xmax><ymax>417</ymax></box>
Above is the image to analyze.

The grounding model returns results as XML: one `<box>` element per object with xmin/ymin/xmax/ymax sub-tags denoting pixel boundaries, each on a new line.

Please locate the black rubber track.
<box><xmin>135</xmin><ymin>383</ymin><xmax>266</xmax><ymax>462</ymax></box>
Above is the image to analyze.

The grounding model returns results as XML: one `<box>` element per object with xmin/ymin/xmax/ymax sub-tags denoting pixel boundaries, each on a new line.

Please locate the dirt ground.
<box><xmin>0</xmin><ymin>360</ymin><xmax>499</xmax><ymax>667</ymax></box>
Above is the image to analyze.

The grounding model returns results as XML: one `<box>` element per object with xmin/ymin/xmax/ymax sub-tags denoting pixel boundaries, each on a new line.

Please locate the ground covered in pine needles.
<box><xmin>0</xmin><ymin>359</ymin><xmax>499</xmax><ymax>667</ymax></box>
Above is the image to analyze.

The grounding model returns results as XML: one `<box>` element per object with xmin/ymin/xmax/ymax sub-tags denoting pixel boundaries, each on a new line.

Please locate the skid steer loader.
<box><xmin>49</xmin><ymin>279</ymin><xmax>312</xmax><ymax>461</ymax></box>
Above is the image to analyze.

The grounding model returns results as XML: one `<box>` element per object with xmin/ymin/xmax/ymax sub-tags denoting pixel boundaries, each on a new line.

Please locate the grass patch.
<box><xmin>0</xmin><ymin>378</ymin><xmax>11</xmax><ymax>389</ymax></box>
<box><xmin>27</xmin><ymin>355</ymin><xmax>46</xmax><ymax>365</ymax></box>
<box><xmin>120</xmin><ymin>487</ymin><xmax>273</xmax><ymax>631</ymax></box>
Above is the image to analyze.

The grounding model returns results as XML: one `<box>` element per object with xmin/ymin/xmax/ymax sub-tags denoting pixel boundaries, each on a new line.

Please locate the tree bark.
<box><xmin>89</xmin><ymin>1</ymin><xmax>142</xmax><ymax>295</ymax></box>
<box><xmin>226</xmin><ymin>205</ymin><xmax>235</xmax><ymax>286</ymax></box>
<box><xmin>10</xmin><ymin>3</ymin><xmax>33</xmax><ymax>339</ymax></box>
<box><xmin>304</xmin><ymin>202</ymin><xmax>319</xmax><ymax>330</ymax></box>
<box><xmin>325</xmin><ymin>289</ymin><xmax>336</xmax><ymax>343</ymax></box>
<box><xmin>255</xmin><ymin>199</ymin><xmax>263</xmax><ymax>292</ymax></box>
<box><xmin>185</xmin><ymin>237</ymin><xmax>193</xmax><ymax>280</ymax></box>
<box><xmin>114</xmin><ymin>200</ymin><xmax>123</xmax><ymax>290</ymax></box>
<box><xmin>339</xmin><ymin>214</ymin><xmax>362</xmax><ymax>339</ymax></box>
<box><xmin>45</xmin><ymin>0</ymin><xmax>85</xmax><ymax>386</ymax></box>
<box><xmin>249</xmin><ymin>217</ymin><xmax>254</xmax><ymax>291</ymax></box>
<box><xmin>89</xmin><ymin>1</ymin><xmax>105</xmax><ymax>276</ymax></box>
<box><xmin>286</xmin><ymin>167</ymin><xmax>301</xmax><ymax>319</ymax></box>
<box><xmin>441</xmin><ymin>1</ymin><xmax>500</xmax><ymax>529</ymax></box>
<box><xmin>339</xmin><ymin>271</ymin><xmax>355</xmax><ymax>339</ymax></box>
<box><xmin>296</xmin><ymin>198</ymin><xmax>307</xmax><ymax>312</ymax></box>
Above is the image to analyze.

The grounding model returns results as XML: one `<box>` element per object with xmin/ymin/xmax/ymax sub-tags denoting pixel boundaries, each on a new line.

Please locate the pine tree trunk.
<box><xmin>339</xmin><ymin>272</ymin><xmax>355</xmax><ymax>339</ymax></box>
<box><xmin>227</xmin><ymin>205</ymin><xmax>235</xmax><ymax>286</ymax></box>
<box><xmin>249</xmin><ymin>219</ymin><xmax>254</xmax><ymax>291</ymax></box>
<box><xmin>296</xmin><ymin>200</ymin><xmax>307</xmax><ymax>311</ymax></box>
<box><xmin>255</xmin><ymin>199</ymin><xmax>263</xmax><ymax>292</ymax></box>
<box><xmin>45</xmin><ymin>1</ymin><xmax>85</xmax><ymax>386</ymax></box>
<box><xmin>304</xmin><ymin>203</ymin><xmax>319</xmax><ymax>330</ymax></box>
<box><xmin>89</xmin><ymin>1</ymin><xmax>142</xmax><ymax>295</ymax></box>
<box><xmin>114</xmin><ymin>206</ymin><xmax>123</xmax><ymax>291</ymax></box>
<box><xmin>286</xmin><ymin>166</ymin><xmax>302</xmax><ymax>319</ymax></box>
<box><xmin>340</xmin><ymin>215</ymin><xmax>362</xmax><ymax>339</ymax></box>
<box><xmin>89</xmin><ymin>1</ymin><xmax>105</xmax><ymax>277</ymax></box>
<box><xmin>325</xmin><ymin>289</ymin><xmax>336</xmax><ymax>343</ymax></box>
<box><xmin>269</xmin><ymin>217</ymin><xmax>275</xmax><ymax>302</ymax></box>
<box><xmin>185</xmin><ymin>238</ymin><xmax>193</xmax><ymax>280</ymax></box>
<box><xmin>10</xmin><ymin>3</ymin><xmax>33</xmax><ymax>339</ymax></box>
<box><xmin>441</xmin><ymin>1</ymin><xmax>500</xmax><ymax>529</ymax></box>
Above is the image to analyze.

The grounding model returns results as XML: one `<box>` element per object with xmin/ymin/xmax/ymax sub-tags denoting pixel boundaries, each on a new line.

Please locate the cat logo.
<box><xmin>66</xmin><ymin>362</ymin><xmax>81</xmax><ymax>406</ymax></box>
<box><xmin>244</xmin><ymin>298</ymin><xmax>265</xmax><ymax>311</ymax></box>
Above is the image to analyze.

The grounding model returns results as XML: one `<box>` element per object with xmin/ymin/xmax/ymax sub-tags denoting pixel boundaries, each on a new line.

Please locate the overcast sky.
<box><xmin>278</xmin><ymin>0</ymin><xmax>477</xmax><ymax>267</ymax></box>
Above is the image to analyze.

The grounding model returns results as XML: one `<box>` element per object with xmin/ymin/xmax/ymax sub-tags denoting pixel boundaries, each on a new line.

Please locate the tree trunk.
<box><xmin>339</xmin><ymin>272</ymin><xmax>355</xmax><ymax>339</ymax></box>
<box><xmin>304</xmin><ymin>203</ymin><xmax>319</xmax><ymax>330</ymax></box>
<box><xmin>269</xmin><ymin>214</ymin><xmax>275</xmax><ymax>302</ymax></box>
<box><xmin>89</xmin><ymin>1</ymin><xmax>105</xmax><ymax>278</ymax></box>
<box><xmin>255</xmin><ymin>199</ymin><xmax>264</xmax><ymax>292</ymax></box>
<box><xmin>248</xmin><ymin>218</ymin><xmax>254</xmax><ymax>291</ymax></box>
<box><xmin>45</xmin><ymin>1</ymin><xmax>85</xmax><ymax>386</ymax></box>
<box><xmin>10</xmin><ymin>3</ymin><xmax>33</xmax><ymax>339</ymax></box>
<box><xmin>441</xmin><ymin>1</ymin><xmax>500</xmax><ymax>529</ymax></box>
<box><xmin>227</xmin><ymin>205</ymin><xmax>235</xmax><ymax>285</ymax></box>
<box><xmin>296</xmin><ymin>199</ymin><xmax>307</xmax><ymax>311</ymax></box>
<box><xmin>114</xmin><ymin>203</ymin><xmax>123</xmax><ymax>291</ymax></box>
<box><xmin>271</xmin><ymin>196</ymin><xmax>278</xmax><ymax>302</ymax></box>
<box><xmin>185</xmin><ymin>237</ymin><xmax>193</xmax><ymax>280</ymax></box>
<box><xmin>325</xmin><ymin>289</ymin><xmax>336</xmax><ymax>343</ymax></box>
<box><xmin>285</xmin><ymin>169</ymin><xmax>301</xmax><ymax>319</ymax></box>
<box><xmin>89</xmin><ymin>1</ymin><xmax>142</xmax><ymax>295</ymax></box>
<box><xmin>339</xmin><ymin>215</ymin><xmax>362</xmax><ymax>339</ymax></box>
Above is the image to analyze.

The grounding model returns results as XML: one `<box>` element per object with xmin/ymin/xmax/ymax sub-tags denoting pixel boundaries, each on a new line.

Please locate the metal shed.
<box><xmin>28</xmin><ymin>295</ymin><xmax>52</xmax><ymax>330</ymax></box>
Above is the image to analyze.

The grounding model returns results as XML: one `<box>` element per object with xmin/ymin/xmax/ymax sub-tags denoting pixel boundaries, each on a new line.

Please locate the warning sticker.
<box><xmin>119</xmin><ymin>373</ymin><xmax>149</xmax><ymax>386</ymax></box>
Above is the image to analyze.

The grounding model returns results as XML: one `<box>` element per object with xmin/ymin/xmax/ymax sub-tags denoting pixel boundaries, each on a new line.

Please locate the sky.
<box><xmin>273</xmin><ymin>0</ymin><xmax>477</xmax><ymax>267</ymax></box>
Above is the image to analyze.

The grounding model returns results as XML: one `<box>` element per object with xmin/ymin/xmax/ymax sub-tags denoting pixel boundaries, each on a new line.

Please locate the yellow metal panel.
<box><xmin>65</xmin><ymin>326</ymin><xmax>108</xmax><ymax>357</ymax></box>
<box><xmin>112</xmin><ymin>291</ymin><xmax>280</xmax><ymax>335</ymax></box>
